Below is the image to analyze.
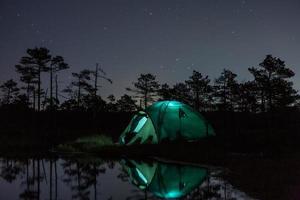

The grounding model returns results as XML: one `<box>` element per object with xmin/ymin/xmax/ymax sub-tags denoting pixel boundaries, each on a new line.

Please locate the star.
<box><xmin>103</xmin><ymin>26</ymin><xmax>108</xmax><ymax>31</ymax></box>
<box><xmin>143</xmin><ymin>8</ymin><xmax>153</xmax><ymax>16</ymax></box>
<box><xmin>16</xmin><ymin>13</ymin><xmax>21</xmax><ymax>17</ymax></box>
<box><xmin>291</xmin><ymin>36</ymin><xmax>296</xmax><ymax>41</ymax></box>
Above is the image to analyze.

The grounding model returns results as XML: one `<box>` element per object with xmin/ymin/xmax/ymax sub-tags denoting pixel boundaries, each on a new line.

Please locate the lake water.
<box><xmin>0</xmin><ymin>156</ymin><xmax>261</xmax><ymax>200</ymax></box>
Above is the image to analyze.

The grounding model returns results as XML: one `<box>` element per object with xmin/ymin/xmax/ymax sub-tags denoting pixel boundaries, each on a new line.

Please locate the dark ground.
<box><xmin>1</xmin><ymin>107</ymin><xmax>300</xmax><ymax>154</ymax></box>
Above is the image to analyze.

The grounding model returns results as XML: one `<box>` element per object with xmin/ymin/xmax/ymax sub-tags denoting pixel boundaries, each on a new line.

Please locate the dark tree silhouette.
<box><xmin>82</xmin><ymin>95</ymin><xmax>107</xmax><ymax>112</ymax></box>
<box><xmin>158</xmin><ymin>82</ymin><xmax>194</xmax><ymax>107</ymax></box>
<box><xmin>235</xmin><ymin>81</ymin><xmax>258</xmax><ymax>112</ymax></box>
<box><xmin>116</xmin><ymin>94</ymin><xmax>137</xmax><ymax>112</ymax></box>
<box><xmin>15</xmin><ymin>64</ymin><xmax>38</xmax><ymax>108</ymax></box>
<box><xmin>60</xmin><ymin>98</ymin><xmax>78</xmax><ymax>111</ymax></box>
<box><xmin>0</xmin><ymin>159</ymin><xmax>23</xmax><ymax>183</ymax></box>
<box><xmin>249</xmin><ymin>55</ymin><xmax>298</xmax><ymax>111</ymax></box>
<box><xmin>47</xmin><ymin>55</ymin><xmax>69</xmax><ymax>110</ymax></box>
<box><xmin>61</xmin><ymin>159</ymin><xmax>106</xmax><ymax>200</ymax></box>
<box><xmin>106</xmin><ymin>94</ymin><xmax>117</xmax><ymax>112</ymax></box>
<box><xmin>158</xmin><ymin>83</ymin><xmax>173</xmax><ymax>100</ymax></box>
<box><xmin>172</xmin><ymin>82</ymin><xmax>193</xmax><ymax>106</ymax></box>
<box><xmin>0</xmin><ymin>79</ymin><xmax>20</xmax><ymax>105</ymax></box>
<box><xmin>185</xmin><ymin>70</ymin><xmax>213</xmax><ymax>111</ymax></box>
<box><xmin>214</xmin><ymin>69</ymin><xmax>239</xmax><ymax>111</ymax></box>
<box><xmin>64</xmin><ymin>69</ymin><xmax>93</xmax><ymax>107</ymax></box>
<box><xmin>126</xmin><ymin>73</ymin><xmax>159</xmax><ymax>109</ymax></box>
<box><xmin>17</xmin><ymin>47</ymin><xmax>51</xmax><ymax>111</ymax></box>
<box><xmin>91</xmin><ymin>63</ymin><xmax>112</xmax><ymax>97</ymax></box>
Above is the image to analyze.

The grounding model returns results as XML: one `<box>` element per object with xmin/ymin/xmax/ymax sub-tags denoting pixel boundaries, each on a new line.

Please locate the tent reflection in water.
<box><xmin>121</xmin><ymin>159</ymin><xmax>208</xmax><ymax>199</ymax></box>
<box><xmin>119</xmin><ymin>100</ymin><xmax>215</xmax><ymax>145</ymax></box>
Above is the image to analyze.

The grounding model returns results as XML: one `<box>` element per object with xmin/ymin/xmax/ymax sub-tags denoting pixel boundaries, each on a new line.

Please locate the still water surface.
<box><xmin>0</xmin><ymin>157</ymin><xmax>258</xmax><ymax>199</ymax></box>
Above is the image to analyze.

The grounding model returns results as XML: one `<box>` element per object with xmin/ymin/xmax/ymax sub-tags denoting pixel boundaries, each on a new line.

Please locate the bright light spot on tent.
<box><xmin>133</xmin><ymin>116</ymin><xmax>147</xmax><ymax>133</ymax></box>
<box><xmin>139</xmin><ymin>185</ymin><xmax>146</xmax><ymax>190</ymax></box>
<box><xmin>168</xmin><ymin>101</ymin><xmax>181</xmax><ymax>107</ymax></box>
<box><xmin>164</xmin><ymin>190</ymin><xmax>183</xmax><ymax>198</ymax></box>
<box><xmin>136</xmin><ymin>168</ymin><xmax>148</xmax><ymax>184</ymax></box>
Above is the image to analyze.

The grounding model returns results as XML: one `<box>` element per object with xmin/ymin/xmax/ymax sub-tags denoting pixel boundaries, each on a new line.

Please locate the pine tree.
<box><xmin>126</xmin><ymin>73</ymin><xmax>159</xmax><ymax>108</ymax></box>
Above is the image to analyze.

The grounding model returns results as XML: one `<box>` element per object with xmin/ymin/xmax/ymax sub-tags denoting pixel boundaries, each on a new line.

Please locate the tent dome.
<box><xmin>119</xmin><ymin>100</ymin><xmax>215</xmax><ymax>145</ymax></box>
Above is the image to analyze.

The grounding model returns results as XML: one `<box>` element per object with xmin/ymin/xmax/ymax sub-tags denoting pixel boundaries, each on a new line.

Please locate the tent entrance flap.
<box><xmin>119</xmin><ymin>111</ymin><xmax>158</xmax><ymax>145</ymax></box>
<box><xmin>133</xmin><ymin>116</ymin><xmax>147</xmax><ymax>133</ymax></box>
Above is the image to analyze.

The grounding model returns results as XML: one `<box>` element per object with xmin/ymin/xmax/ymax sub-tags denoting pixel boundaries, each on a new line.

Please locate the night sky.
<box><xmin>0</xmin><ymin>0</ymin><xmax>300</xmax><ymax>99</ymax></box>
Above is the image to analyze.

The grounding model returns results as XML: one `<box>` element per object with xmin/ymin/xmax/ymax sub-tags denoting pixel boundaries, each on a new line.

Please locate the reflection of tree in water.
<box><xmin>0</xmin><ymin>157</ymin><xmax>115</xmax><ymax>200</ymax></box>
<box><xmin>0</xmin><ymin>158</ymin><xmax>45</xmax><ymax>200</ymax></box>
<box><xmin>46</xmin><ymin>157</ymin><xmax>59</xmax><ymax>200</ymax></box>
<box><xmin>0</xmin><ymin>157</ymin><xmax>60</xmax><ymax>200</ymax></box>
<box><xmin>18</xmin><ymin>158</ymin><xmax>49</xmax><ymax>200</ymax></box>
<box><xmin>182</xmin><ymin>171</ymin><xmax>246</xmax><ymax>200</ymax></box>
<box><xmin>61</xmin><ymin>158</ymin><xmax>108</xmax><ymax>200</ymax></box>
<box><xmin>0</xmin><ymin>158</ymin><xmax>24</xmax><ymax>183</ymax></box>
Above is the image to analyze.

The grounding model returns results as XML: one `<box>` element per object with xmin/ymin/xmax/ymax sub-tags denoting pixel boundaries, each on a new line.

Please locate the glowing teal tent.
<box><xmin>121</xmin><ymin>159</ymin><xmax>208</xmax><ymax>199</ymax></box>
<box><xmin>119</xmin><ymin>100</ymin><xmax>215</xmax><ymax>145</ymax></box>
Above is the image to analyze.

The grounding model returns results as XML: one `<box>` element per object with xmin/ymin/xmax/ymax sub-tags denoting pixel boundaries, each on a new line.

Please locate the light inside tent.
<box><xmin>133</xmin><ymin>116</ymin><xmax>147</xmax><ymax>133</ymax></box>
<box><xmin>136</xmin><ymin>168</ymin><xmax>148</xmax><ymax>184</ymax></box>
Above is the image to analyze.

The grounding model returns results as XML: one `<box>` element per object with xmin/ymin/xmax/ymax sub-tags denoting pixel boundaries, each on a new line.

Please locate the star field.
<box><xmin>0</xmin><ymin>0</ymin><xmax>300</xmax><ymax>99</ymax></box>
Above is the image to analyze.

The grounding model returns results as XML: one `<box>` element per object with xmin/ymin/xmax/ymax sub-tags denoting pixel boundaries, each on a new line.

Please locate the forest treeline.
<box><xmin>1</xmin><ymin>47</ymin><xmax>300</xmax><ymax>153</ymax></box>
<box><xmin>0</xmin><ymin>47</ymin><xmax>299</xmax><ymax>113</ymax></box>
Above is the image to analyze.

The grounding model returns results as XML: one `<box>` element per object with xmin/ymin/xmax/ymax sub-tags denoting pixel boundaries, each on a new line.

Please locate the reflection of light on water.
<box><xmin>0</xmin><ymin>158</ymin><xmax>258</xmax><ymax>200</ymax></box>
<box><xmin>136</xmin><ymin>168</ymin><xmax>148</xmax><ymax>184</ymax></box>
<box><xmin>164</xmin><ymin>190</ymin><xmax>182</xmax><ymax>198</ymax></box>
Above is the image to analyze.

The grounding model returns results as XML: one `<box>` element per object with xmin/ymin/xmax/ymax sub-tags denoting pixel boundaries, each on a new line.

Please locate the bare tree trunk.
<box><xmin>33</xmin><ymin>88</ymin><xmax>36</xmax><ymax>110</ymax></box>
<box><xmin>93</xmin><ymin>64</ymin><xmax>99</xmax><ymax>131</ymax></box>
<box><xmin>27</xmin><ymin>83</ymin><xmax>30</xmax><ymax>106</ymax></box>
<box><xmin>261</xmin><ymin>90</ymin><xmax>265</xmax><ymax>112</ymax></box>
<box><xmin>6</xmin><ymin>88</ymin><xmax>11</xmax><ymax>104</ymax></box>
<box><xmin>50</xmin><ymin>66</ymin><xmax>53</xmax><ymax>110</ymax></box>
<box><xmin>38</xmin><ymin>66</ymin><xmax>41</xmax><ymax>112</ymax></box>
<box><xmin>223</xmin><ymin>81</ymin><xmax>226</xmax><ymax>111</ymax></box>
<box><xmin>77</xmin><ymin>78</ymin><xmax>81</xmax><ymax>107</ymax></box>
<box><xmin>94</xmin><ymin>63</ymin><xmax>98</xmax><ymax>97</ymax></box>
<box><xmin>195</xmin><ymin>90</ymin><xmax>200</xmax><ymax>111</ymax></box>
<box><xmin>144</xmin><ymin>91</ymin><xmax>148</xmax><ymax>109</ymax></box>
<box><xmin>55</xmin><ymin>75</ymin><xmax>58</xmax><ymax>101</ymax></box>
